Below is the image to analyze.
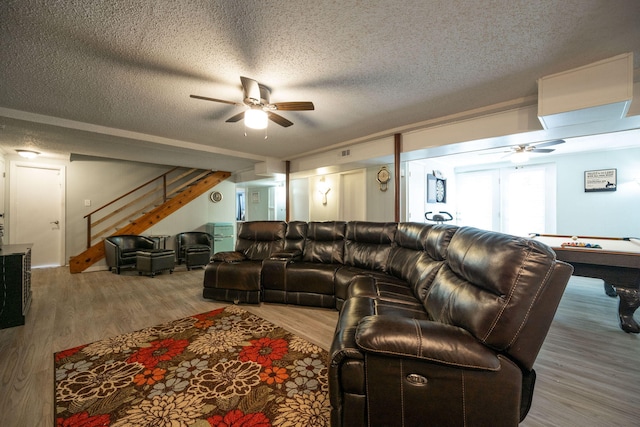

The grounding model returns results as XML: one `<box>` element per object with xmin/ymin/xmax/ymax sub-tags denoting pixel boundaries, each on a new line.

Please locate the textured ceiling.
<box><xmin>1</xmin><ymin>0</ymin><xmax>639</xmax><ymax>171</ymax></box>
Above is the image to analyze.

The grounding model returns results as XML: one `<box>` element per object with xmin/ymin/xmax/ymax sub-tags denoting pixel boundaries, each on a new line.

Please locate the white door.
<box><xmin>10</xmin><ymin>162</ymin><xmax>65</xmax><ymax>267</ymax></box>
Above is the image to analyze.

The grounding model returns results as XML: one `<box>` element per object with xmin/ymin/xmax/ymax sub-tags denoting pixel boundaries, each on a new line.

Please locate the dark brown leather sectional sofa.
<box><xmin>202</xmin><ymin>220</ymin><xmax>573</xmax><ymax>426</ymax></box>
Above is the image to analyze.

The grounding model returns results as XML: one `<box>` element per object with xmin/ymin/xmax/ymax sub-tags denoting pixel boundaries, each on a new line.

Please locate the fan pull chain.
<box><xmin>243</xmin><ymin>124</ymin><xmax>268</xmax><ymax>140</ymax></box>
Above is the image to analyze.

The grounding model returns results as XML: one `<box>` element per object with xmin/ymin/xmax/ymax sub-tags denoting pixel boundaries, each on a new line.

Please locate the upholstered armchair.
<box><xmin>175</xmin><ymin>232</ymin><xmax>214</xmax><ymax>269</ymax></box>
<box><xmin>104</xmin><ymin>235</ymin><xmax>156</xmax><ymax>274</ymax></box>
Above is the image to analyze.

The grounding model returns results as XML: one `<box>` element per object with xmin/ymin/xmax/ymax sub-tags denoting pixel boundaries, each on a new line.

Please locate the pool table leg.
<box><xmin>617</xmin><ymin>288</ymin><xmax>640</xmax><ymax>334</ymax></box>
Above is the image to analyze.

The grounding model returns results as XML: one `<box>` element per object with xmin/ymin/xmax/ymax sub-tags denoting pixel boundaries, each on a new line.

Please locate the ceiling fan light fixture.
<box><xmin>17</xmin><ymin>149</ymin><xmax>40</xmax><ymax>159</ymax></box>
<box><xmin>511</xmin><ymin>150</ymin><xmax>530</xmax><ymax>163</ymax></box>
<box><xmin>244</xmin><ymin>109</ymin><xmax>268</xmax><ymax>130</ymax></box>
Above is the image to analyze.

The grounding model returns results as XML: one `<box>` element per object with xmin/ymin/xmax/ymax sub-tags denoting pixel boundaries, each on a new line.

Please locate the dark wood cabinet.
<box><xmin>0</xmin><ymin>244</ymin><xmax>32</xmax><ymax>329</ymax></box>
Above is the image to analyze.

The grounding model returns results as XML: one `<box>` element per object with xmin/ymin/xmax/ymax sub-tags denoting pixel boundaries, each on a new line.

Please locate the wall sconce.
<box><xmin>17</xmin><ymin>149</ymin><xmax>40</xmax><ymax>159</ymax></box>
<box><xmin>318</xmin><ymin>177</ymin><xmax>331</xmax><ymax>205</ymax></box>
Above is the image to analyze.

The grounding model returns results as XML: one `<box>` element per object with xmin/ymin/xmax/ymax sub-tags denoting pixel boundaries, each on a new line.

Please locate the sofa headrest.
<box><xmin>446</xmin><ymin>227</ymin><xmax>556</xmax><ymax>294</ymax></box>
<box><xmin>306</xmin><ymin>221</ymin><xmax>346</xmax><ymax>241</ymax></box>
<box><xmin>303</xmin><ymin>221</ymin><xmax>346</xmax><ymax>264</ymax></box>
<box><xmin>394</xmin><ymin>222</ymin><xmax>432</xmax><ymax>250</ymax></box>
<box><xmin>346</xmin><ymin>221</ymin><xmax>396</xmax><ymax>244</ymax></box>
<box><xmin>344</xmin><ymin>222</ymin><xmax>397</xmax><ymax>272</ymax></box>
<box><xmin>236</xmin><ymin>221</ymin><xmax>287</xmax><ymax>260</ymax></box>
<box><xmin>237</xmin><ymin>221</ymin><xmax>287</xmax><ymax>241</ymax></box>
<box><xmin>424</xmin><ymin>225</ymin><xmax>458</xmax><ymax>260</ymax></box>
<box><xmin>285</xmin><ymin>221</ymin><xmax>308</xmax><ymax>252</ymax></box>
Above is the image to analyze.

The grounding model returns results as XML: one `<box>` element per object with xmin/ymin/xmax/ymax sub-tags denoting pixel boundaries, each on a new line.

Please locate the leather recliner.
<box><xmin>330</xmin><ymin>226</ymin><xmax>573</xmax><ymax>426</ymax></box>
<box><xmin>203</xmin><ymin>221</ymin><xmax>287</xmax><ymax>304</ymax></box>
<box><xmin>175</xmin><ymin>232</ymin><xmax>214</xmax><ymax>268</ymax></box>
<box><xmin>104</xmin><ymin>234</ymin><xmax>156</xmax><ymax>274</ymax></box>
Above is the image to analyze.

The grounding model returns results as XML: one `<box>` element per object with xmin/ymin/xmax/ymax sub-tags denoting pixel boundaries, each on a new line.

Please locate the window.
<box><xmin>456</xmin><ymin>164</ymin><xmax>556</xmax><ymax>236</ymax></box>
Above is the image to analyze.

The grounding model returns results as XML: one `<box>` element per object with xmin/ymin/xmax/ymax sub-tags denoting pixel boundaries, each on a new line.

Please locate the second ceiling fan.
<box><xmin>190</xmin><ymin>76</ymin><xmax>314</xmax><ymax>129</ymax></box>
<box><xmin>482</xmin><ymin>139</ymin><xmax>566</xmax><ymax>163</ymax></box>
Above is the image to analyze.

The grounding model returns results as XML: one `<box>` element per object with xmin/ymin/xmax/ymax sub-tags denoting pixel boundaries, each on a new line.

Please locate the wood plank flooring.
<box><xmin>0</xmin><ymin>267</ymin><xmax>637</xmax><ymax>426</ymax></box>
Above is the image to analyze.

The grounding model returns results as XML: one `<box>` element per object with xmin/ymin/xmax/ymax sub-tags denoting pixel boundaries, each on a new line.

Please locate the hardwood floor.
<box><xmin>0</xmin><ymin>267</ymin><xmax>637</xmax><ymax>426</ymax></box>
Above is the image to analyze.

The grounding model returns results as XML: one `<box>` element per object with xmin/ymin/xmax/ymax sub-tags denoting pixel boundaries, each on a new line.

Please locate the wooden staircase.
<box><xmin>69</xmin><ymin>169</ymin><xmax>231</xmax><ymax>273</ymax></box>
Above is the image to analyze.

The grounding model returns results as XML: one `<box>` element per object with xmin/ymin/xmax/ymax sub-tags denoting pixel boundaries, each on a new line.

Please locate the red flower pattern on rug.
<box><xmin>239</xmin><ymin>337</ymin><xmax>289</xmax><ymax>367</ymax></box>
<box><xmin>54</xmin><ymin>306</ymin><xmax>330</xmax><ymax>426</ymax></box>
<box><xmin>208</xmin><ymin>409</ymin><xmax>271</xmax><ymax>427</ymax></box>
<box><xmin>56</xmin><ymin>411</ymin><xmax>110</xmax><ymax>427</ymax></box>
<box><xmin>127</xmin><ymin>337</ymin><xmax>189</xmax><ymax>368</ymax></box>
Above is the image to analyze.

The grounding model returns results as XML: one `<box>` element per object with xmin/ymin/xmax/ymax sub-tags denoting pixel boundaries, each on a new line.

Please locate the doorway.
<box><xmin>9</xmin><ymin>161</ymin><xmax>66</xmax><ymax>268</ymax></box>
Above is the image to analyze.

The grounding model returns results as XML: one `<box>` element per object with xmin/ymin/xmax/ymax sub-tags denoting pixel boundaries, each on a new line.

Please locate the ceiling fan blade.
<box><xmin>270</xmin><ymin>101</ymin><xmax>315</xmax><ymax>111</ymax></box>
<box><xmin>190</xmin><ymin>94</ymin><xmax>241</xmax><ymax>106</ymax></box>
<box><xmin>534</xmin><ymin>139</ymin><xmax>565</xmax><ymax>148</ymax></box>
<box><xmin>268</xmin><ymin>112</ymin><xmax>293</xmax><ymax>127</ymax></box>
<box><xmin>225</xmin><ymin>111</ymin><xmax>246</xmax><ymax>123</ymax></box>
<box><xmin>240</xmin><ymin>76</ymin><xmax>261</xmax><ymax>103</ymax></box>
<box><xmin>530</xmin><ymin>148</ymin><xmax>555</xmax><ymax>153</ymax></box>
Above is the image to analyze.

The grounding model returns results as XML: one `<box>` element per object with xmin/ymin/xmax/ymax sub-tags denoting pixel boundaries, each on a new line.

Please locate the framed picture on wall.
<box><xmin>584</xmin><ymin>169</ymin><xmax>617</xmax><ymax>192</ymax></box>
<box><xmin>251</xmin><ymin>191</ymin><xmax>261</xmax><ymax>203</ymax></box>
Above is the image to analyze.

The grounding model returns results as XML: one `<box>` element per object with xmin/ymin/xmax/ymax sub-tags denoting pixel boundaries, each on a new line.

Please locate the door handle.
<box><xmin>51</xmin><ymin>220</ymin><xmax>59</xmax><ymax>225</ymax></box>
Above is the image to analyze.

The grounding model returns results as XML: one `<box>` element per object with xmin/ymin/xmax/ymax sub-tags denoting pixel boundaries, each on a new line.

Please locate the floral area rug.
<box><xmin>54</xmin><ymin>306</ymin><xmax>330</xmax><ymax>426</ymax></box>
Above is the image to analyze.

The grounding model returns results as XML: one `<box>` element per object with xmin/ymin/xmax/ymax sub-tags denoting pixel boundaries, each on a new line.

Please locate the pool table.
<box><xmin>530</xmin><ymin>233</ymin><xmax>640</xmax><ymax>333</ymax></box>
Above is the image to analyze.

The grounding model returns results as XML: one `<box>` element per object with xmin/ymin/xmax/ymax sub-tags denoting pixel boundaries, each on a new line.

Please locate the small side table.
<box><xmin>147</xmin><ymin>235</ymin><xmax>170</xmax><ymax>249</ymax></box>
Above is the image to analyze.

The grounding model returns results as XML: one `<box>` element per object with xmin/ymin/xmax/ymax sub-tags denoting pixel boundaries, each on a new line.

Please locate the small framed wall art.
<box><xmin>584</xmin><ymin>168</ymin><xmax>617</xmax><ymax>192</ymax></box>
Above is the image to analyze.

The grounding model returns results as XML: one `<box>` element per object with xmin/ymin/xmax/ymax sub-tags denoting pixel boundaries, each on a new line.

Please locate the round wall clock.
<box><xmin>209</xmin><ymin>191</ymin><xmax>223</xmax><ymax>203</ymax></box>
<box><xmin>377</xmin><ymin>166</ymin><xmax>391</xmax><ymax>191</ymax></box>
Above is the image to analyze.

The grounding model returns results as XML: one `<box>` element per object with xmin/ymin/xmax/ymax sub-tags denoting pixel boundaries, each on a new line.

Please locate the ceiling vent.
<box><xmin>537</xmin><ymin>53</ymin><xmax>633</xmax><ymax>129</ymax></box>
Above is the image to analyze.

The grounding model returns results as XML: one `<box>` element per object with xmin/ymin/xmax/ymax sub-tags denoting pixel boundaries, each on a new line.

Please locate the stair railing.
<box><xmin>83</xmin><ymin>167</ymin><xmax>210</xmax><ymax>248</ymax></box>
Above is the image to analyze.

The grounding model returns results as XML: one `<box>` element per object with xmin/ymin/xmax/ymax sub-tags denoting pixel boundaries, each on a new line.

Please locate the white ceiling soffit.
<box><xmin>538</xmin><ymin>53</ymin><xmax>633</xmax><ymax>129</ymax></box>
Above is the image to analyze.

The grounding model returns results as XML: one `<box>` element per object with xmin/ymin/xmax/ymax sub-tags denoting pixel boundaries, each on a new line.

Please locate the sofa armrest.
<box><xmin>355</xmin><ymin>315</ymin><xmax>500</xmax><ymax>370</ymax></box>
<box><xmin>211</xmin><ymin>251</ymin><xmax>246</xmax><ymax>263</ymax></box>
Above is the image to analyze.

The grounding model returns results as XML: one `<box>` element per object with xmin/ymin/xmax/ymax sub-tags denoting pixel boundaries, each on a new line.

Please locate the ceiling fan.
<box><xmin>190</xmin><ymin>76</ymin><xmax>314</xmax><ymax>129</ymax></box>
<box><xmin>486</xmin><ymin>139</ymin><xmax>565</xmax><ymax>163</ymax></box>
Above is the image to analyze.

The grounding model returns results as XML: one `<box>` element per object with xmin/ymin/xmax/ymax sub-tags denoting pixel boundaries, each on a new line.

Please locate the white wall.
<box><xmin>366</xmin><ymin>164</ymin><xmax>395</xmax><ymax>222</ymax></box>
<box><xmin>309</xmin><ymin>174</ymin><xmax>339</xmax><ymax>221</ymax></box>
<box><xmin>289</xmin><ymin>178</ymin><xmax>310</xmax><ymax>221</ymax></box>
<box><xmin>554</xmin><ymin>148</ymin><xmax>640</xmax><ymax>236</ymax></box>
